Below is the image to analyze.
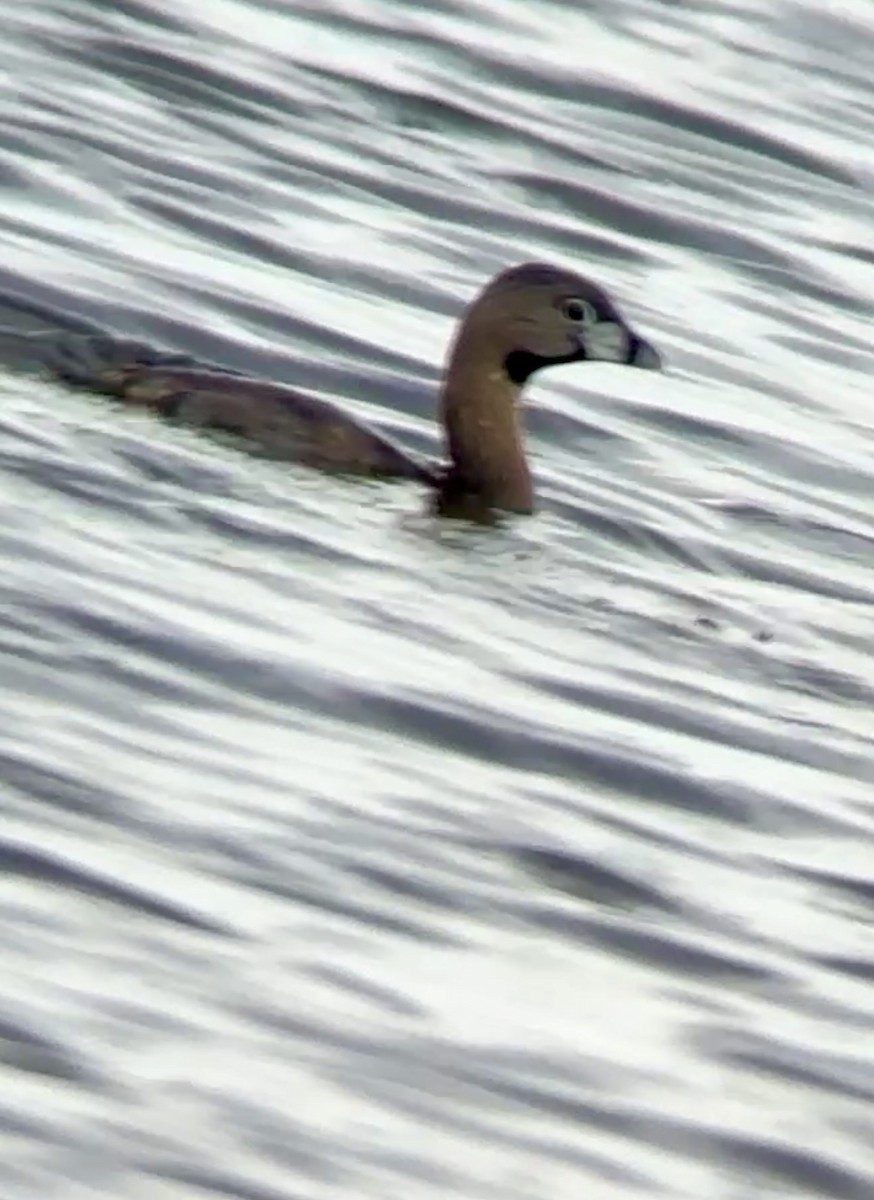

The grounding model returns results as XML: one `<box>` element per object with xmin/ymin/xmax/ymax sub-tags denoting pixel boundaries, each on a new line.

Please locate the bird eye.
<box><xmin>561</xmin><ymin>297</ymin><xmax>596</xmax><ymax>324</ymax></box>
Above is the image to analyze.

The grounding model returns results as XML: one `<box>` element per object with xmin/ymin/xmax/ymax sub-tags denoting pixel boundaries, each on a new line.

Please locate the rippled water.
<box><xmin>1</xmin><ymin>2</ymin><xmax>873</xmax><ymax>1197</ymax></box>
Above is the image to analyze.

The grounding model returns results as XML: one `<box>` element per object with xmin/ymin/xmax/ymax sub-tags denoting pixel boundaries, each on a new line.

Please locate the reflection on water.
<box><xmin>0</xmin><ymin>1</ymin><xmax>872</xmax><ymax>1198</ymax></box>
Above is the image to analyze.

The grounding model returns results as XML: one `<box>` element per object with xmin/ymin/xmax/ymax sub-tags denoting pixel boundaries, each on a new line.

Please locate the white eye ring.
<box><xmin>561</xmin><ymin>297</ymin><xmax>598</xmax><ymax>325</ymax></box>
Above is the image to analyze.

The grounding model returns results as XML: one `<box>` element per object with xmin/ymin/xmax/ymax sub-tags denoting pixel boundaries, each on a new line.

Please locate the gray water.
<box><xmin>1</xmin><ymin>2</ymin><xmax>873</xmax><ymax>1198</ymax></box>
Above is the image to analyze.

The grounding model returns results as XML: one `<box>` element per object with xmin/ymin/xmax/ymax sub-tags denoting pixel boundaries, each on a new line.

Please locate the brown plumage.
<box><xmin>47</xmin><ymin>262</ymin><xmax>661</xmax><ymax>516</ymax></box>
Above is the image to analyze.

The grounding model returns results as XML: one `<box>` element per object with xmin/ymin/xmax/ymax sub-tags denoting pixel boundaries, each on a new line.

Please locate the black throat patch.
<box><xmin>504</xmin><ymin>347</ymin><xmax>584</xmax><ymax>385</ymax></box>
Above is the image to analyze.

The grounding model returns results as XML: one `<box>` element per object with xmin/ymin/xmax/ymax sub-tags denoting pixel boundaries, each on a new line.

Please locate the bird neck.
<box><xmin>438</xmin><ymin>348</ymin><xmax>533</xmax><ymax>514</ymax></box>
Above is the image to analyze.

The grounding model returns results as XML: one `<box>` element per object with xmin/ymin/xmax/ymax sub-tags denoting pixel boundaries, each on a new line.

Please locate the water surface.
<box><xmin>1</xmin><ymin>2</ymin><xmax>873</xmax><ymax>1198</ymax></box>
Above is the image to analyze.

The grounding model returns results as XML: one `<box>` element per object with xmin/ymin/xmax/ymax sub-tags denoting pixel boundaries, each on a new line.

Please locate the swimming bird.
<box><xmin>47</xmin><ymin>262</ymin><xmax>660</xmax><ymax>516</ymax></box>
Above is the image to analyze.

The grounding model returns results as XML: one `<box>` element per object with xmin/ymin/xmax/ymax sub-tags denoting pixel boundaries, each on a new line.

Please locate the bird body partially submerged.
<box><xmin>46</xmin><ymin>262</ymin><xmax>661</xmax><ymax>515</ymax></box>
